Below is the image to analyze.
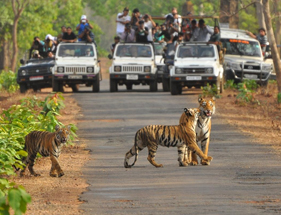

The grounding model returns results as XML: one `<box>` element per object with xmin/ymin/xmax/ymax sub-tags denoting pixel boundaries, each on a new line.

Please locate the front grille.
<box><xmin>157</xmin><ymin>66</ymin><xmax>164</xmax><ymax>73</ymax></box>
<box><xmin>244</xmin><ymin>64</ymin><xmax>261</xmax><ymax>70</ymax></box>
<box><xmin>122</xmin><ymin>66</ymin><xmax>143</xmax><ymax>73</ymax></box>
<box><xmin>65</xmin><ymin>67</ymin><xmax>86</xmax><ymax>73</ymax></box>
<box><xmin>182</xmin><ymin>68</ymin><xmax>205</xmax><ymax>74</ymax></box>
<box><xmin>26</xmin><ymin>68</ymin><xmax>50</xmax><ymax>75</ymax></box>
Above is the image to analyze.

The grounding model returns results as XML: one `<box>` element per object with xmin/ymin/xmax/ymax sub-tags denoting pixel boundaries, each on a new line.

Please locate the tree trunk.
<box><xmin>255</xmin><ymin>0</ymin><xmax>266</xmax><ymax>30</ymax></box>
<box><xmin>181</xmin><ymin>0</ymin><xmax>193</xmax><ymax>16</ymax></box>
<box><xmin>11</xmin><ymin>16</ymin><xmax>19</xmax><ymax>72</ymax></box>
<box><xmin>273</xmin><ymin>0</ymin><xmax>281</xmax><ymax>55</ymax></box>
<box><xmin>220</xmin><ymin>0</ymin><xmax>239</xmax><ymax>28</ymax></box>
<box><xmin>263</xmin><ymin>0</ymin><xmax>281</xmax><ymax>93</ymax></box>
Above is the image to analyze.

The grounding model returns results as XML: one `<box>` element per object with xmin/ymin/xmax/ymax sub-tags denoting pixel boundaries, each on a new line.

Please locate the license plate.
<box><xmin>30</xmin><ymin>76</ymin><xmax>43</xmax><ymax>81</ymax></box>
<box><xmin>186</xmin><ymin>76</ymin><xmax>202</xmax><ymax>80</ymax></box>
<box><xmin>126</xmin><ymin>74</ymin><xmax>138</xmax><ymax>80</ymax></box>
<box><xmin>68</xmin><ymin>75</ymin><xmax>82</xmax><ymax>79</ymax></box>
<box><xmin>244</xmin><ymin>74</ymin><xmax>257</xmax><ymax>79</ymax></box>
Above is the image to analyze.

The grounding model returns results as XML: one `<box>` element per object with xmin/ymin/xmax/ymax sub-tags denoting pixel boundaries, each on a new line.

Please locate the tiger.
<box><xmin>124</xmin><ymin>108</ymin><xmax>213</xmax><ymax>168</ymax></box>
<box><xmin>179</xmin><ymin>97</ymin><xmax>215</xmax><ymax>166</ymax></box>
<box><xmin>20</xmin><ymin>125</ymin><xmax>71</xmax><ymax>177</ymax></box>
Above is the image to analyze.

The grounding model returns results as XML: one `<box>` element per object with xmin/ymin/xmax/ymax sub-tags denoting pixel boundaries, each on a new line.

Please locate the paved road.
<box><xmin>72</xmin><ymin>80</ymin><xmax>281</xmax><ymax>215</ymax></box>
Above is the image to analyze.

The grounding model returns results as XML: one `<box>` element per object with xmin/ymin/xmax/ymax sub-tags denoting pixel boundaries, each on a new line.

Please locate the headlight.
<box><xmin>175</xmin><ymin>68</ymin><xmax>183</xmax><ymax>74</ymax></box>
<box><xmin>231</xmin><ymin>63</ymin><xmax>241</xmax><ymax>70</ymax></box>
<box><xmin>144</xmin><ymin>66</ymin><xmax>151</xmax><ymax>72</ymax></box>
<box><xmin>21</xmin><ymin>70</ymin><xmax>26</xmax><ymax>76</ymax></box>
<box><xmin>168</xmin><ymin>65</ymin><xmax>173</xmax><ymax>70</ymax></box>
<box><xmin>205</xmin><ymin>68</ymin><xmax>213</xmax><ymax>74</ymax></box>
<box><xmin>262</xmin><ymin>64</ymin><xmax>272</xmax><ymax>72</ymax></box>
<box><xmin>114</xmin><ymin>66</ymin><xmax>121</xmax><ymax>72</ymax></box>
<box><xmin>57</xmin><ymin>67</ymin><xmax>64</xmax><ymax>73</ymax></box>
<box><xmin>87</xmin><ymin>67</ymin><xmax>94</xmax><ymax>73</ymax></box>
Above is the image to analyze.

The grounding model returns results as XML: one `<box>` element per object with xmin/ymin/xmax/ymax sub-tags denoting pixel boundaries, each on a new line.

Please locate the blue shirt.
<box><xmin>76</xmin><ymin>23</ymin><xmax>90</xmax><ymax>41</ymax></box>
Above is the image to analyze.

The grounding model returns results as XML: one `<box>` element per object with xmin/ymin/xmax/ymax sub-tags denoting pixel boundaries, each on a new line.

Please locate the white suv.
<box><xmin>108</xmin><ymin>43</ymin><xmax>157</xmax><ymax>92</ymax></box>
<box><xmin>53</xmin><ymin>42</ymin><xmax>101</xmax><ymax>92</ymax></box>
<box><xmin>169</xmin><ymin>42</ymin><xmax>223</xmax><ymax>95</ymax></box>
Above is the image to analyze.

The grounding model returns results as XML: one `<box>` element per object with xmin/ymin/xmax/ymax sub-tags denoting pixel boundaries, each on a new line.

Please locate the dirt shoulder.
<box><xmin>216</xmin><ymin>85</ymin><xmax>281</xmax><ymax>155</ymax></box>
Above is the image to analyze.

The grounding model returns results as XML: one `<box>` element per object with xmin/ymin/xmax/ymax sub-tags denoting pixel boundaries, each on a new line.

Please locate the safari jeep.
<box><xmin>53</xmin><ymin>42</ymin><xmax>101</xmax><ymax>92</ymax></box>
<box><xmin>220</xmin><ymin>28</ymin><xmax>273</xmax><ymax>85</ymax></box>
<box><xmin>169</xmin><ymin>42</ymin><xmax>224</xmax><ymax>95</ymax></box>
<box><xmin>108</xmin><ymin>43</ymin><xmax>157</xmax><ymax>92</ymax></box>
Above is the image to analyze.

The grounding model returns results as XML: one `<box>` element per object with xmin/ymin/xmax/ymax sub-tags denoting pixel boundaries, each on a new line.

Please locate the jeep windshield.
<box><xmin>221</xmin><ymin>39</ymin><xmax>262</xmax><ymax>57</ymax></box>
<box><xmin>153</xmin><ymin>43</ymin><xmax>165</xmax><ymax>55</ymax></box>
<box><xmin>58</xmin><ymin>44</ymin><xmax>95</xmax><ymax>57</ymax></box>
<box><xmin>177</xmin><ymin>45</ymin><xmax>215</xmax><ymax>58</ymax></box>
<box><xmin>115</xmin><ymin>45</ymin><xmax>152</xmax><ymax>58</ymax></box>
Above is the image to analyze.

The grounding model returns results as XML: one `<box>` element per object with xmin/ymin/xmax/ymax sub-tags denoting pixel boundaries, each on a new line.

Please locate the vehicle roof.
<box><xmin>152</xmin><ymin>15</ymin><xmax>219</xmax><ymax>20</ymax></box>
<box><xmin>220</xmin><ymin>28</ymin><xmax>258</xmax><ymax>42</ymax></box>
<box><xmin>179</xmin><ymin>42</ymin><xmax>216</xmax><ymax>46</ymax></box>
<box><xmin>58</xmin><ymin>42</ymin><xmax>96</xmax><ymax>46</ymax></box>
<box><xmin>116</xmin><ymin>42</ymin><xmax>153</xmax><ymax>46</ymax></box>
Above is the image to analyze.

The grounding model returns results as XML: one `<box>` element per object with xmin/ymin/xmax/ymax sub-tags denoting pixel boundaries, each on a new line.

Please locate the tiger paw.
<box><xmin>50</xmin><ymin>173</ymin><xmax>58</xmax><ymax>177</ymax></box>
<box><xmin>179</xmin><ymin>162</ymin><xmax>188</xmax><ymax>167</ymax></box>
<box><xmin>58</xmin><ymin>172</ymin><xmax>65</xmax><ymax>177</ymax></box>
<box><xmin>156</xmin><ymin>164</ymin><xmax>163</xmax><ymax>168</ymax></box>
<box><xmin>190</xmin><ymin>161</ymin><xmax>198</xmax><ymax>166</ymax></box>
<box><xmin>32</xmin><ymin>173</ymin><xmax>41</xmax><ymax>177</ymax></box>
<box><xmin>201</xmin><ymin>160</ymin><xmax>210</xmax><ymax>165</ymax></box>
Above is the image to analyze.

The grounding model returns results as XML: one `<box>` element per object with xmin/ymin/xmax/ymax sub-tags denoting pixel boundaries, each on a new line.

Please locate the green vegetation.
<box><xmin>201</xmin><ymin>83</ymin><xmax>221</xmax><ymax>98</ymax></box>
<box><xmin>0</xmin><ymin>93</ymin><xmax>77</xmax><ymax>214</ymax></box>
<box><xmin>0</xmin><ymin>71</ymin><xmax>19</xmax><ymax>94</ymax></box>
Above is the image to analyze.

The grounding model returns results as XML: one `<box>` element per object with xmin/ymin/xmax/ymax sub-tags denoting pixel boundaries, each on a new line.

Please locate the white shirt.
<box><xmin>165</xmin><ymin>13</ymin><xmax>182</xmax><ymax>31</ymax></box>
<box><xmin>116</xmin><ymin>13</ymin><xmax>131</xmax><ymax>34</ymax></box>
<box><xmin>144</xmin><ymin>21</ymin><xmax>153</xmax><ymax>42</ymax></box>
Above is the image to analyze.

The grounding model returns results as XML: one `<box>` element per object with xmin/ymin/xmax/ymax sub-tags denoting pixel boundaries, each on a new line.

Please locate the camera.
<box><xmin>46</xmin><ymin>38</ymin><xmax>50</xmax><ymax>43</ymax></box>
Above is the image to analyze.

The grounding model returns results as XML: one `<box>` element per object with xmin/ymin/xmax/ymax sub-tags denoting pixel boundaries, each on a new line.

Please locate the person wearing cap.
<box><xmin>78</xmin><ymin>25</ymin><xmax>95</xmax><ymax>43</ymax></box>
<box><xmin>165</xmin><ymin>7</ymin><xmax>182</xmax><ymax>31</ymax></box>
<box><xmin>246</xmin><ymin>28</ymin><xmax>268</xmax><ymax>51</ymax></box>
<box><xmin>120</xmin><ymin>23</ymin><xmax>135</xmax><ymax>42</ymax></box>
<box><xmin>76</xmin><ymin>15</ymin><xmax>93</xmax><ymax>41</ymax></box>
<box><xmin>44</xmin><ymin>34</ymin><xmax>57</xmax><ymax>53</ymax></box>
<box><xmin>47</xmin><ymin>50</ymin><xmax>55</xmax><ymax>58</ymax></box>
<box><xmin>136</xmin><ymin>20</ymin><xmax>149</xmax><ymax>43</ymax></box>
<box><xmin>131</xmin><ymin>8</ymin><xmax>141</xmax><ymax>31</ymax></box>
<box><xmin>32</xmin><ymin>50</ymin><xmax>42</xmax><ymax>59</ymax></box>
<box><xmin>62</xmin><ymin>27</ymin><xmax>77</xmax><ymax>43</ymax></box>
<box><xmin>116</xmin><ymin>7</ymin><xmax>131</xmax><ymax>38</ymax></box>
<box><xmin>111</xmin><ymin>36</ymin><xmax>120</xmax><ymax>54</ymax></box>
<box><xmin>84</xmin><ymin>48</ymin><xmax>93</xmax><ymax>56</ymax></box>
<box><xmin>143</xmin><ymin>14</ymin><xmax>156</xmax><ymax>42</ymax></box>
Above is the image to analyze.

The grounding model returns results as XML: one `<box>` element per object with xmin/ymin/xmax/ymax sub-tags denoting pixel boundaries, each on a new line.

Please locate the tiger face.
<box><xmin>182</xmin><ymin>108</ymin><xmax>200</xmax><ymax>127</ymax></box>
<box><xmin>55</xmin><ymin>125</ymin><xmax>71</xmax><ymax>144</ymax></box>
<box><xmin>198</xmin><ymin>97</ymin><xmax>216</xmax><ymax>118</ymax></box>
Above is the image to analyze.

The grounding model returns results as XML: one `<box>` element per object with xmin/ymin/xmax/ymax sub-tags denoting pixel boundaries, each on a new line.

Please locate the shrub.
<box><xmin>201</xmin><ymin>83</ymin><xmax>221</xmax><ymax>98</ymax></box>
<box><xmin>0</xmin><ymin>71</ymin><xmax>19</xmax><ymax>94</ymax></box>
<box><xmin>236</xmin><ymin>79</ymin><xmax>259</xmax><ymax>104</ymax></box>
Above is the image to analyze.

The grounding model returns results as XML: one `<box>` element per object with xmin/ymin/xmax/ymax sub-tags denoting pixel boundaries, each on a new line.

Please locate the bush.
<box><xmin>236</xmin><ymin>79</ymin><xmax>259</xmax><ymax>104</ymax></box>
<box><xmin>201</xmin><ymin>83</ymin><xmax>221</xmax><ymax>98</ymax></box>
<box><xmin>0</xmin><ymin>71</ymin><xmax>19</xmax><ymax>94</ymax></box>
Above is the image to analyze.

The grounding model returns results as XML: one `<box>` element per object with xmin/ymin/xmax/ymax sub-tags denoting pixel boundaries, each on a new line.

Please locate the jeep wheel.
<box><xmin>52</xmin><ymin>79</ymin><xmax>63</xmax><ymax>92</ymax></box>
<box><xmin>110</xmin><ymin>78</ymin><xmax>118</xmax><ymax>92</ymax></box>
<box><xmin>170</xmin><ymin>80</ymin><xmax>180</xmax><ymax>95</ymax></box>
<box><xmin>19</xmin><ymin>84</ymin><xmax>27</xmax><ymax>93</ymax></box>
<box><xmin>162</xmin><ymin>77</ymin><xmax>170</xmax><ymax>92</ymax></box>
<box><xmin>149</xmin><ymin>79</ymin><xmax>158</xmax><ymax>92</ymax></box>
<box><xmin>71</xmin><ymin>84</ymin><xmax>79</xmax><ymax>92</ymax></box>
<box><xmin>126</xmin><ymin>84</ymin><xmax>132</xmax><ymax>90</ymax></box>
<box><xmin>225</xmin><ymin>70</ymin><xmax>235</xmax><ymax>81</ymax></box>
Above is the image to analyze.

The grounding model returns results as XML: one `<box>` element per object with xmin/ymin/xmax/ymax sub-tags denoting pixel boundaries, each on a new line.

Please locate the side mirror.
<box><xmin>108</xmin><ymin>54</ymin><xmax>113</xmax><ymax>60</ymax></box>
<box><xmin>20</xmin><ymin>59</ymin><xmax>25</xmax><ymax>65</ymax></box>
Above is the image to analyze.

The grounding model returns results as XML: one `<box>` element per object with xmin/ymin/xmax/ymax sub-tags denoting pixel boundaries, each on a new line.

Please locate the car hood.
<box><xmin>224</xmin><ymin>55</ymin><xmax>263</xmax><ymax>64</ymax></box>
<box><xmin>112</xmin><ymin>58</ymin><xmax>155</xmax><ymax>65</ymax></box>
<box><xmin>20</xmin><ymin>59</ymin><xmax>54</xmax><ymax>69</ymax></box>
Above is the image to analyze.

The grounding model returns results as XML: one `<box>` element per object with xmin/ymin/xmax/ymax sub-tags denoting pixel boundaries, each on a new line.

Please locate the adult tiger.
<box><xmin>124</xmin><ymin>108</ymin><xmax>213</xmax><ymax>168</ymax></box>
<box><xmin>179</xmin><ymin>97</ymin><xmax>215</xmax><ymax>165</ymax></box>
<box><xmin>20</xmin><ymin>125</ymin><xmax>71</xmax><ymax>177</ymax></box>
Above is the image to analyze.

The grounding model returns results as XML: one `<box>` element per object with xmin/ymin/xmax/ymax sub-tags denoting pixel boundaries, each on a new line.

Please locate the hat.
<box><xmin>114</xmin><ymin>36</ymin><xmax>120</xmax><ymax>39</ymax></box>
<box><xmin>123</xmin><ymin>7</ymin><xmax>129</xmax><ymax>11</ymax></box>
<box><xmin>45</xmin><ymin>34</ymin><xmax>55</xmax><ymax>41</ymax></box>
<box><xmin>81</xmin><ymin>15</ymin><xmax>87</xmax><ymax>20</ymax></box>
<box><xmin>34</xmin><ymin>50</ymin><xmax>39</xmax><ymax>54</ymax></box>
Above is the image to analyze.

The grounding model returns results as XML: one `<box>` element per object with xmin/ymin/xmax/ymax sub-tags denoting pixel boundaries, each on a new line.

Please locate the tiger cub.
<box><xmin>20</xmin><ymin>125</ymin><xmax>71</xmax><ymax>177</ymax></box>
<box><xmin>124</xmin><ymin>108</ymin><xmax>213</xmax><ymax>168</ymax></box>
<box><xmin>179</xmin><ymin>97</ymin><xmax>215</xmax><ymax>165</ymax></box>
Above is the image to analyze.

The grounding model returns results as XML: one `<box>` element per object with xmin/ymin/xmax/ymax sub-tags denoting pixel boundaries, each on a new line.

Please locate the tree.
<box><xmin>220</xmin><ymin>0</ymin><xmax>239</xmax><ymax>28</ymax></box>
<box><xmin>262</xmin><ymin>0</ymin><xmax>281</xmax><ymax>93</ymax></box>
<box><xmin>11</xmin><ymin>0</ymin><xmax>29</xmax><ymax>72</ymax></box>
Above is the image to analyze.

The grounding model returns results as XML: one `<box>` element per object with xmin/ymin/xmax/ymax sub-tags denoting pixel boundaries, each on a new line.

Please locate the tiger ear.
<box><xmin>184</xmin><ymin>108</ymin><xmax>192</xmax><ymax>116</ymax></box>
<box><xmin>55</xmin><ymin>125</ymin><xmax>60</xmax><ymax>131</ymax></box>
<box><xmin>198</xmin><ymin>96</ymin><xmax>202</xmax><ymax>103</ymax></box>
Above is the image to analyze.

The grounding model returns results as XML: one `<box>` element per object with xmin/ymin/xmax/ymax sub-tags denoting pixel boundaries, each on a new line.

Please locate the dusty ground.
<box><xmin>216</xmin><ymin>82</ymin><xmax>281</xmax><ymax>155</ymax></box>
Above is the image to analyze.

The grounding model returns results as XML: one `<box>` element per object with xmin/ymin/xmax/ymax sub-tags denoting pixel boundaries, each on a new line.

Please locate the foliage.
<box><xmin>236</xmin><ymin>79</ymin><xmax>259</xmax><ymax>104</ymax></box>
<box><xmin>0</xmin><ymin>71</ymin><xmax>19</xmax><ymax>94</ymax></box>
<box><xmin>0</xmin><ymin>93</ymin><xmax>77</xmax><ymax>214</ymax></box>
<box><xmin>277</xmin><ymin>93</ymin><xmax>281</xmax><ymax>104</ymax></box>
<box><xmin>201</xmin><ymin>83</ymin><xmax>221</xmax><ymax>98</ymax></box>
<box><xmin>224</xmin><ymin>80</ymin><xmax>237</xmax><ymax>90</ymax></box>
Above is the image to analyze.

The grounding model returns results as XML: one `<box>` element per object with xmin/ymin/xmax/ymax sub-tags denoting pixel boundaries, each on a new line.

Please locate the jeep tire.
<box><xmin>92</xmin><ymin>74</ymin><xmax>100</xmax><ymax>92</ymax></box>
<box><xmin>170</xmin><ymin>80</ymin><xmax>181</xmax><ymax>95</ymax></box>
<box><xmin>19</xmin><ymin>84</ymin><xmax>27</xmax><ymax>93</ymax></box>
<box><xmin>162</xmin><ymin>77</ymin><xmax>170</xmax><ymax>92</ymax></box>
<box><xmin>110</xmin><ymin>78</ymin><xmax>118</xmax><ymax>92</ymax></box>
<box><xmin>149</xmin><ymin>79</ymin><xmax>158</xmax><ymax>92</ymax></box>
<box><xmin>126</xmin><ymin>84</ymin><xmax>133</xmax><ymax>90</ymax></box>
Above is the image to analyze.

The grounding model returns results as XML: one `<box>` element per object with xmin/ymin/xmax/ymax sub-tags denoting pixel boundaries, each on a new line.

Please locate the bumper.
<box><xmin>227</xmin><ymin>69</ymin><xmax>271</xmax><ymax>82</ymax></box>
<box><xmin>53</xmin><ymin>74</ymin><xmax>98</xmax><ymax>82</ymax></box>
<box><xmin>110</xmin><ymin>73</ymin><xmax>157</xmax><ymax>84</ymax></box>
<box><xmin>17</xmin><ymin>74</ymin><xmax>52</xmax><ymax>87</ymax></box>
<box><xmin>170</xmin><ymin>76</ymin><xmax>218</xmax><ymax>87</ymax></box>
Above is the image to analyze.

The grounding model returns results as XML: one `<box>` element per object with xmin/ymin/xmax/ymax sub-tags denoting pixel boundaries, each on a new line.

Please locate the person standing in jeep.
<box><xmin>76</xmin><ymin>15</ymin><xmax>94</xmax><ymax>41</ymax></box>
<box><xmin>246</xmin><ymin>28</ymin><xmax>268</xmax><ymax>52</ymax></box>
<box><xmin>116</xmin><ymin>7</ymin><xmax>131</xmax><ymax>38</ymax></box>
